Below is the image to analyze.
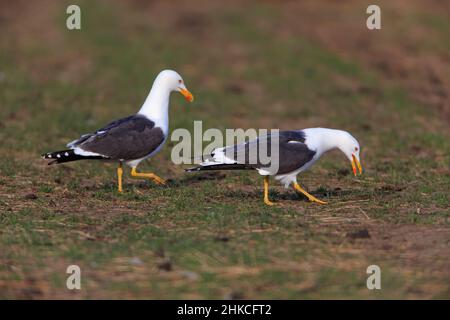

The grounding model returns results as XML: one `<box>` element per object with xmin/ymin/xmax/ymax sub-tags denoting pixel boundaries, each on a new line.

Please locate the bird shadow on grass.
<box><xmin>223</xmin><ymin>186</ymin><xmax>371</xmax><ymax>202</ymax></box>
<box><xmin>222</xmin><ymin>188</ymin><xmax>312</xmax><ymax>202</ymax></box>
<box><xmin>69</xmin><ymin>173</ymin><xmax>227</xmax><ymax>195</ymax></box>
<box><xmin>171</xmin><ymin>172</ymin><xmax>228</xmax><ymax>187</ymax></box>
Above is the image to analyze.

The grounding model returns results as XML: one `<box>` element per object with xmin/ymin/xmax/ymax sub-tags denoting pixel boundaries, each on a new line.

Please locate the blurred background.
<box><xmin>0</xmin><ymin>0</ymin><xmax>449</xmax><ymax>299</ymax></box>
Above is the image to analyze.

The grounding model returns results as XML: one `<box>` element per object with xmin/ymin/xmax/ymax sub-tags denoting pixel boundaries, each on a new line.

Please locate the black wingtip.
<box><xmin>41</xmin><ymin>152</ymin><xmax>56</xmax><ymax>164</ymax></box>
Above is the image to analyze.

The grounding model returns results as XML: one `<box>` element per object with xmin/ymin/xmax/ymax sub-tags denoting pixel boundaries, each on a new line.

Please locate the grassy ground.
<box><xmin>0</xmin><ymin>0</ymin><xmax>449</xmax><ymax>299</ymax></box>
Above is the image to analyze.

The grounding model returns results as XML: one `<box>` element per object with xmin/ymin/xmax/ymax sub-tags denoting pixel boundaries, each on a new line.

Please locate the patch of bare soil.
<box><xmin>370</xmin><ymin>224</ymin><xmax>450</xmax><ymax>273</ymax></box>
<box><xmin>278</xmin><ymin>0</ymin><xmax>450</xmax><ymax>125</ymax></box>
<box><xmin>0</xmin><ymin>0</ymin><xmax>92</xmax><ymax>84</ymax></box>
<box><xmin>122</xmin><ymin>0</ymin><xmax>450</xmax><ymax>130</ymax></box>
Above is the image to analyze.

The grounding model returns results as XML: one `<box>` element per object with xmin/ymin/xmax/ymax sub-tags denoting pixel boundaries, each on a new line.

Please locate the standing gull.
<box><xmin>42</xmin><ymin>69</ymin><xmax>194</xmax><ymax>192</ymax></box>
<box><xmin>187</xmin><ymin>128</ymin><xmax>363</xmax><ymax>205</ymax></box>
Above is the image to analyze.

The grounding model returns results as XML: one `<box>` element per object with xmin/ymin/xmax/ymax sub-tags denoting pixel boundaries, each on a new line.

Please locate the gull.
<box><xmin>42</xmin><ymin>70</ymin><xmax>194</xmax><ymax>192</ymax></box>
<box><xmin>187</xmin><ymin>128</ymin><xmax>363</xmax><ymax>205</ymax></box>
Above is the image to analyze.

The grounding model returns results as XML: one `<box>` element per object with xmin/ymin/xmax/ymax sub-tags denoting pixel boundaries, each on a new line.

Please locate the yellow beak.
<box><xmin>179</xmin><ymin>88</ymin><xmax>194</xmax><ymax>102</ymax></box>
<box><xmin>351</xmin><ymin>154</ymin><xmax>363</xmax><ymax>176</ymax></box>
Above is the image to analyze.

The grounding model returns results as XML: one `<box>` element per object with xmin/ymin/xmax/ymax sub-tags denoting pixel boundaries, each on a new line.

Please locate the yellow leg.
<box><xmin>264</xmin><ymin>176</ymin><xmax>274</xmax><ymax>206</ymax></box>
<box><xmin>293</xmin><ymin>183</ymin><xmax>327</xmax><ymax>204</ymax></box>
<box><xmin>117</xmin><ymin>163</ymin><xmax>123</xmax><ymax>193</ymax></box>
<box><xmin>130</xmin><ymin>167</ymin><xmax>166</xmax><ymax>185</ymax></box>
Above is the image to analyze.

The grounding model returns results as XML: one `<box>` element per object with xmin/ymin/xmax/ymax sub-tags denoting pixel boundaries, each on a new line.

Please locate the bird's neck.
<box><xmin>137</xmin><ymin>82</ymin><xmax>171</xmax><ymax>135</ymax></box>
<box><xmin>306</xmin><ymin>128</ymin><xmax>349</xmax><ymax>155</ymax></box>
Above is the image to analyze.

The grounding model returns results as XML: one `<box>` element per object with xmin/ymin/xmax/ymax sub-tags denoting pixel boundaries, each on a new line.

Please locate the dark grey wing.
<box><xmin>275</xmin><ymin>131</ymin><xmax>316</xmax><ymax>174</ymax></box>
<box><xmin>67</xmin><ymin>115</ymin><xmax>137</xmax><ymax>148</ymax></box>
<box><xmin>76</xmin><ymin>115</ymin><xmax>165</xmax><ymax>160</ymax></box>
<box><xmin>220</xmin><ymin>130</ymin><xmax>316</xmax><ymax>175</ymax></box>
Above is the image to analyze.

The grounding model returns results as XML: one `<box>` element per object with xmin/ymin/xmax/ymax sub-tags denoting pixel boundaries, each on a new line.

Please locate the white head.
<box><xmin>336</xmin><ymin>131</ymin><xmax>363</xmax><ymax>176</ymax></box>
<box><xmin>153</xmin><ymin>69</ymin><xmax>194</xmax><ymax>102</ymax></box>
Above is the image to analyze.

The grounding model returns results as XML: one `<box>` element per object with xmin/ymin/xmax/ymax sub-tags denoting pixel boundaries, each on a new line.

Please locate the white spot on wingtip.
<box><xmin>56</xmin><ymin>154</ymin><xmax>61</xmax><ymax>158</ymax></box>
<box><xmin>65</xmin><ymin>152</ymin><xmax>69</xmax><ymax>156</ymax></box>
<box><xmin>74</xmin><ymin>148</ymin><xmax>102</xmax><ymax>157</ymax></box>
